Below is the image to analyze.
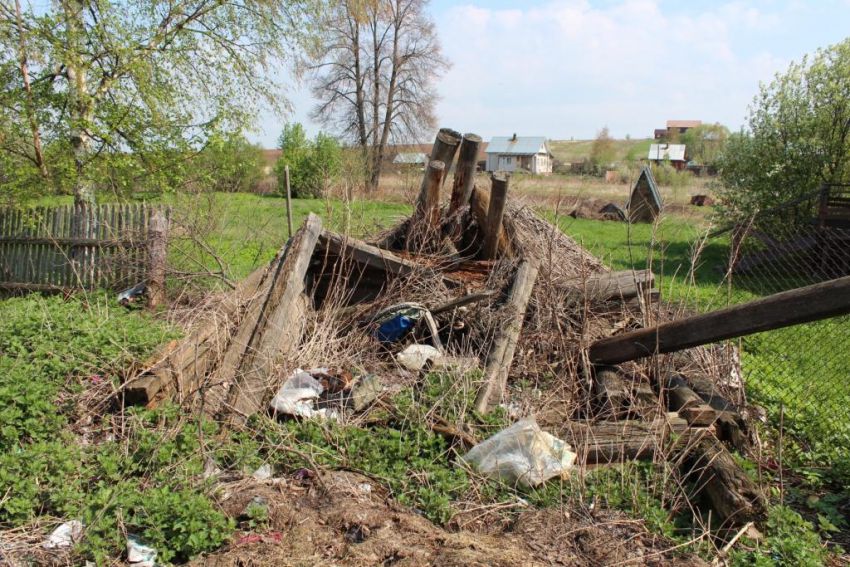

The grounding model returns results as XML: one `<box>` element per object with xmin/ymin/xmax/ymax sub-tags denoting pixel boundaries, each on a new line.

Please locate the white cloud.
<box><xmin>434</xmin><ymin>0</ymin><xmax>798</xmax><ymax>139</ymax></box>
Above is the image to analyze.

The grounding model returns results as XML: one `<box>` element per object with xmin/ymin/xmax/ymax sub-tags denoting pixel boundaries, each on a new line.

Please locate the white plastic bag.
<box><xmin>269</xmin><ymin>368</ymin><xmax>336</xmax><ymax>420</ymax></box>
<box><xmin>42</xmin><ymin>520</ymin><xmax>83</xmax><ymax>549</ymax></box>
<box><xmin>127</xmin><ymin>535</ymin><xmax>157</xmax><ymax>567</ymax></box>
<box><xmin>462</xmin><ymin>418</ymin><xmax>576</xmax><ymax>487</ymax></box>
<box><xmin>396</xmin><ymin>344</ymin><xmax>442</xmax><ymax>371</ymax></box>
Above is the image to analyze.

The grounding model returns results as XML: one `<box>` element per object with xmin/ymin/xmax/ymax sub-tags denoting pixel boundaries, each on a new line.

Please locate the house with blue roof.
<box><xmin>485</xmin><ymin>134</ymin><xmax>553</xmax><ymax>174</ymax></box>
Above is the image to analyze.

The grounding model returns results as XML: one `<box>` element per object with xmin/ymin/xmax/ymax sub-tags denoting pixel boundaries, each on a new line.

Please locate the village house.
<box><xmin>485</xmin><ymin>135</ymin><xmax>553</xmax><ymax>174</ymax></box>
<box><xmin>647</xmin><ymin>143</ymin><xmax>688</xmax><ymax>171</ymax></box>
<box><xmin>654</xmin><ymin>119</ymin><xmax>702</xmax><ymax>140</ymax></box>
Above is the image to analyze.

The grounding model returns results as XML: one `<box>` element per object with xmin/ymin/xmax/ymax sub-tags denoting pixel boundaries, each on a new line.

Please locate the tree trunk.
<box><xmin>14</xmin><ymin>0</ymin><xmax>47</xmax><ymax>178</ymax></box>
<box><xmin>62</xmin><ymin>1</ymin><xmax>95</xmax><ymax>207</ymax></box>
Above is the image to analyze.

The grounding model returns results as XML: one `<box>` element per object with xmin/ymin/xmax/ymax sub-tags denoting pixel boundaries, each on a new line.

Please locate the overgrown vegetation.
<box><xmin>717</xmin><ymin>38</ymin><xmax>850</xmax><ymax>221</ymax></box>
<box><xmin>275</xmin><ymin>123</ymin><xmax>343</xmax><ymax>198</ymax></box>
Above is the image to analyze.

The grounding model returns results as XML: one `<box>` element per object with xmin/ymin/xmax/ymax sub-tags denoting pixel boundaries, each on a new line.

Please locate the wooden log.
<box><xmin>684</xmin><ymin>375</ymin><xmax>748</xmax><ymax>450</ymax></box>
<box><xmin>407</xmin><ymin>160</ymin><xmax>445</xmax><ymax>250</ymax></box>
<box><xmin>428</xmin><ymin>128</ymin><xmax>462</xmax><ymax>184</ymax></box>
<box><xmin>469</xmin><ymin>186</ymin><xmax>512</xmax><ymax>258</ymax></box>
<box><xmin>664</xmin><ymin>373</ymin><xmax>704</xmax><ymax>411</ymax></box>
<box><xmin>481</xmin><ymin>172</ymin><xmax>509</xmax><ymax>260</ymax></box>
<box><xmin>147</xmin><ymin>209</ymin><xmax>168</xmax><ymax>308</ymax></box>
<box><xmin>560</xmin><ymin>415</ymin><xmax>692</xmax><ymax>464</ymax></box>
<box><xmin>593</xmin><ymin>367</ymin><xmax>629</xmax><ymax>418</ymax></box>
<box><xmin>448</xmin><ymin>133</ymin><xmax>482</xmax><ymax>214</ymax></box>
<box><xmin>473</xmin><ymin>260</ymin><xmax>539</xmax><ymax>413</ymax></box>
<box><xmin>588</xmin><ymin>275</ymin><xmax>850</xmax><ymax>365</ymax></box>
<box><xmin>225</xmin><ymin>214</ymin><xmax>323</xmax><ymax>421</ymax></box>
<box><xmin>568</xmin><ymin>270</ymin><xmax>655</xmax><ymax>302</ymax></box>
<box><xmin>678</xmin><ymin>436</ymin><xmax>766</xmax><ymax>525</ymax></box>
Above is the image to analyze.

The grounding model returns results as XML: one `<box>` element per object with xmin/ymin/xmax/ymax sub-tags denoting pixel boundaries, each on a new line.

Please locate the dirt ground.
<box><xmin>194</xmin><ymin>470</ymin><xmax>706</xmax><ymax>567</ymax></box>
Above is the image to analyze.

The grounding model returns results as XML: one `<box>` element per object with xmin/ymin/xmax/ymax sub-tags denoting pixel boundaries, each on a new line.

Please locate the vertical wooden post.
<box><xmin>430</xmin><ymin>128</ymin><xmax>462</xmax><ymax>180</ymax></box>
<box><xmin>482</xmin><ymin>172</ymin><xmax>509</xmax><ymax>260</ymax></box>
<box><xmin>474</xmin><ymin>260</ymin><xmax>539</xmax><ymax>413</ymax></box>
<box><xmin>422</xmin><ymin>160</ymin><xmax>445</xmax><ymax>227</ymax></box>
<box><xmin>284</xmin><ymin>165</ymin><xmax>294</xmax><ymax>239</ymax></box>
<box><xmin>147</xmin><ymin>209</ymin><xmax>168</xmax><ymax>309</ymax></box>
<box><xmin>448</xmin><ymin>133</ymin><xmax>482</xmax><ymax>214</ymax></box>
<box><xmin>406</xmin><ymin>160</ymin><xmax>445</xmax><ymax>251</ymax></box>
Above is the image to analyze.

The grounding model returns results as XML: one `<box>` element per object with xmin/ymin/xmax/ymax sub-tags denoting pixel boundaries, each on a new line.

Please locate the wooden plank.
<box><xmin>568</xmin><ymin>270</ymin><xmax>655</xmax><ymax>302</ymax></box>
<box><xmin>225</xmin><ymin>213</ymin><xmax>323</xmax><ymax>420</ymax></box>
<box><xmin>482</xmin><ymin>172</ymin><xmax>509</xmax><ymax>260</ymax></box>
<box><xmin>448</xmin><ymin>133</ymin><xmax>482</xmax><ymax>214</ymax></box>
<box><xmin>318</xmin><ymin>231</ymin><xmax>427</xmax><ymax>277</ymax></box>
<box><xmin>588</xmin><ymin>275</ymin><xmax>850</xmax><ymax>365</ymax></box>
<box><xmin>474</xmin><ymin>260</ymin><xmax>539</xmax><ymax>413</ymax></box>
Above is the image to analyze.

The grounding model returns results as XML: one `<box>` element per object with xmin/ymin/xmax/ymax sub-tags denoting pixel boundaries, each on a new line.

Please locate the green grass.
<box><xmin>548</xmin><ymin>138</ymin><xmax>654</xmax><ymax>165</ymax></box>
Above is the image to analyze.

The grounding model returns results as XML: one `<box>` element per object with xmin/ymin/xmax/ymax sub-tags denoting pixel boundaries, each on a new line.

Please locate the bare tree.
<box><xmin>309</xmin><ymin>0</ymin><xmax>448</xmax><ymax>193</ymax></box>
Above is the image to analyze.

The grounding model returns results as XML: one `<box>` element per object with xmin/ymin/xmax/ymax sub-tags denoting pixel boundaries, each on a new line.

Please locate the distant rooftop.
<box><xmin>648</xmin><ymin>143</ymin><xmax>686</xmax><ymax>161</ymax></box>
<box><xmin>486</xmin><ymin>136</ymin><xmax>550</xmax><ymax>156</ymax></box>
<box><xmin>666</xmin><ymin>120</ymin><xmax>702</xmax><ymax>129</ymax></box>
<box><xmin>393</xmin><ymin>152</ymin><xmax>428</xmax><ymax>165</ymax></box>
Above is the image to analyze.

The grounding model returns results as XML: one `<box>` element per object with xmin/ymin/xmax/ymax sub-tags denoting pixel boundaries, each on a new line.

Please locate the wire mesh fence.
<box><xmin>701</xmin><ymin>184</ymin><xmax>850</xmax><ymax>484</ymax></box>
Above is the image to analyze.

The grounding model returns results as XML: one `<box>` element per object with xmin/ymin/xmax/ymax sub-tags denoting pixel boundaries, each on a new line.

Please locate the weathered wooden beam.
<box><xmin>481</xmin><ymin>172</ymin><xmax>509</xmax><ymax>260</ymax></box>
<box><xmin>318</xmin><ymin>231</ymin><xmax>424</xmax><ymax>276</ymax></box>
<box><xmin>448</xmin><ymin>133</ymin><xmax>482</xmax><ymax>214</ymax></box>
<box><xmin>588</xmin><ymin>275</ymin><xmax>850</xmax><ymax>365</ymax></box>
<box><xmin>663</xmin><ymin>373</ymin><xmax>717</xmax><ymax>427</ymax></box>
<box><xmin>146</xmin><ymin>209</ymin><xmax>168</xmax><ymax>308</ymax></box>
<box><xmin>568</xmin><ymin>270</ymin><xmax>655</xmax><ymax>302</ymax></box>
<box><xmin>474</xmin><ymin>260</ymin><xmax>539</xmax><ymax>413</ymax></box>
<box><xmin>124</xmin><ymin>265</ymin><xmax>268</xmax><ymax>406</ymax></box>
<box><xmin>225</xmin><ymin>214</ymin><xmax>322</xmax><ymax>421</ymax></box>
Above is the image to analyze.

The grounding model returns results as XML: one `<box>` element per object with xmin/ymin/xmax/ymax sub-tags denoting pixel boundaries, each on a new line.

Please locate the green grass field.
<box><xmin>548</xmin><ymin>137</ymin><xmax>654</xmax><ymax>164</ymax></box>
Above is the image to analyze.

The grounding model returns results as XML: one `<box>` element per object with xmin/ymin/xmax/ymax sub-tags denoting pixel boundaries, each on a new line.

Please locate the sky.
<box><xmin>251</xmin><ymin>0</ymin><xmax>850</xmax><ymax>148</ymax></box>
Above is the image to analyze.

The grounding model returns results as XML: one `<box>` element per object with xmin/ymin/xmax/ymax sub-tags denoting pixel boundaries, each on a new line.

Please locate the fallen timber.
<box><xmin>588</xmin><ymin>275</ymin><xmax>850</xmax><ymax>365</ymax></box>
<box><xmin>124</xmin><ymin>125</ymin><xmax>769</xmax><ymax>532</ymax></box>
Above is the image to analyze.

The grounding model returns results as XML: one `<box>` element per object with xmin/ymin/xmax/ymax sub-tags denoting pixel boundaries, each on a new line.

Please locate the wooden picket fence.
<box><xmin>0</xmin><ymin>203</ymin><xmax>168</xmax><ymax>299</ymax></box>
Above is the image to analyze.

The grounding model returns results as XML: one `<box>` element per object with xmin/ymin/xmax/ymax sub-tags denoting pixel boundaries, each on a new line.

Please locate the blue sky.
<box><xmin>252</xmin><ymin>0</ymin><xmax>850</xmax><ymax>147</ymax></box>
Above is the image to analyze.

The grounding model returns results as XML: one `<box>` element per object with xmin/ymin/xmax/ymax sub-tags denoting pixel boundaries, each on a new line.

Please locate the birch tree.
<box><xmin>309</xmin><ymin>0</ymin><xmax>447</xmax><ymax>193</ymax></box>
<box><xmin>0</xmin><ymin>0</ymin><xmax>316</xmax><ymax>205</ymax></box>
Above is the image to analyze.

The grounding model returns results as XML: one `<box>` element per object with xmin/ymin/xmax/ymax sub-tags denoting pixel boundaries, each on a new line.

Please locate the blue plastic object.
<box><xmin>375</xmin><ymin>314</ymin><xmax>415</xmax><ymax>343</ymax></box>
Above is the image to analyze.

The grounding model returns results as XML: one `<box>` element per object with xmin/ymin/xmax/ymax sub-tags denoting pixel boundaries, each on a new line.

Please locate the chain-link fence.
<box><xmin>704</xmin><ymin>184</ymin><xmax>850</xmax><ymax>484</ymax></box>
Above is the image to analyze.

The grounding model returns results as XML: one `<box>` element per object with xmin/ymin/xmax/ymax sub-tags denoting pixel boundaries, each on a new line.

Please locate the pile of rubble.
<box><xmin>128</xmin><ymin>127</ymin><xmax>764</xmax><ymax>531</ymax></box>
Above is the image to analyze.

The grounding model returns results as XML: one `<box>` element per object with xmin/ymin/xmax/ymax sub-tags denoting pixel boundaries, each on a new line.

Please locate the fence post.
<box><xmin>147</xmin><ymin>208</ymin><xmax>168</xmax><ymax>308</ymax></box>
<box><xmin>285</xmin><ymin>165</ymin><xmax>294</xmax><ymax>239</ymax></box>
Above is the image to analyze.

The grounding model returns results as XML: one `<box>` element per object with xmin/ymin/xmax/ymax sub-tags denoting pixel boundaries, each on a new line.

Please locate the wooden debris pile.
<box><xmin>127</xmin><ymin>126</ymin><xmax>774</xmax><ymax>529</ymax></box>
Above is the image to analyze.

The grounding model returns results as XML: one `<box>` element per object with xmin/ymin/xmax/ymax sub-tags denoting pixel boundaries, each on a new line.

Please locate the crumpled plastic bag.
<box><xmin>269</xmin><ymin>368</ymin><xmax>337</xmax><ymax>420</ymax></box>
<box><xmin>127</xmin><ymin>534</ymin><xmax>157</xmax><ymax>567</ymax></box>
<box><xmin>42</xmin><ymin>520</ymin><xmax>83</xmax><ymax>549</ymax></box>
<box><xmin>396</xmin><ymin>344</ymin><xmax>442</xmax><ymax>371</ymax></box>
<box><xmin>462</xmin><ymin>418</ymin><xmax>576</xmax><ymax>487</ymax></box>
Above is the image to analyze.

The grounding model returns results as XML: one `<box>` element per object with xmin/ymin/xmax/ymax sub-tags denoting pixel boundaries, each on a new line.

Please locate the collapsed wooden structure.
<box><xmin>122</xmin><ymin>128</ymin><xmax>850</xmax><ymax>529</ymax></box>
